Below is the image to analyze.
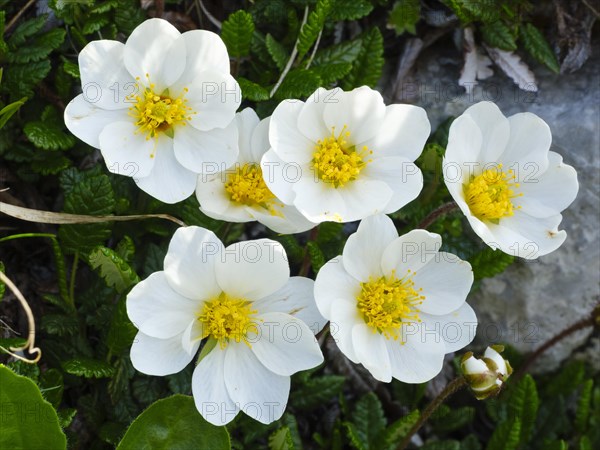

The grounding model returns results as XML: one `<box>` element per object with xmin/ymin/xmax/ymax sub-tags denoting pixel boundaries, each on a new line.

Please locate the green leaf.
<box><xmin>519</xmin><ymin>23</ymin><xmax>560</xmax><ymax>73</ymax></box>
<box><xmin>313</xmin><ymin>39</ymin><xmax>362</xmax><ymax>66</ymax></box>
<box><xmin>41</xmin><ymin>314</ymin><xmax>80</xmax><ymax>336</ymax></box>
<box><xmin>221</xmin><ymin>10</ymin><xmax>255</xmax><ymax>57</ymax></box>
<box><xmin>330</xmin><ymin>0</ymin><xmax>373</xmax><ymax>21</ymax></box>
<box><xmin>486</xmin><ymin>417</ymin><xmax>521</xmax><ymax>450</ymax></box>
<box><xmin>311</xmin><ymin>63</ymin><xmax>353</xmax><ymax>85</ymax></box>
<box><xmin>39</xmin><ymin>369</ymin><xmax>64</xmax><ymax>408</ymax></box>
<box><xmin>469</xmin><ymin>247</ymin><xmax>514</xmax><ymax>280</ymax></box>
<box><xmin>117</xmin><ymin>395</ymin><xmax>231</xmax><ymax>450</ymax></box>
<box><xmin>238</xmin><ymin>76</ymin><xmax>271</xmax><ymax>101</ymax></box>
<box><xmin>0</xmin><ymin>97</ymin><xmax>27</xmax><ymax>129</ymax></box>
<box><xmin>306</xmin><ymin>241</ymin><xmax>326</xmax><ymax>273</ymax></box>
<box><xmin>378</xmin><ymin>409</ymin><xmax>420</xmax><ymax>450</ymax></box>
<box><xmin>342</xmin><ymin>28</ymin><xmax>384</xmax><ymax>89</ymax></box>
<box><xmin>8</xmin><ymin>15</ymin><xmax>47</xmax><ymax>47</ymax></box>
<box><xmin>24</xmin><ymin>121</ymin><xmax>75</xmax><ymax>150</ymax></box>
<box><xmin>297</xmin><ymin>0</ymin><xmax>332</xmax><ymax>59</ymax></box>
<box><xmin>508</xmin><ymin>374</ymin><xmax>539</xmax><ymax>445</ymax></box>
<box><xmin>345</xmin><ymin>422</ymin><xmax>367</xmax><ymax>450</ymax></box>
<box><xmin>546</xmin><ymin>360</ymin><xmax>585</xmax><ymax>396</ymax></box>
<box><xmin>269</xmin><ymin>427</ymin><xmax>295</xmax><ymax>450</ymax></box>
<box><xmin>480</xmin><ymin>20</ymin><xmax>517</xmax><ymax>51</ymax></box>
<box><xmin>57</xmin><ymin>408</ymin><xmax>77</xmax><ymax>428</ymax></box>
<box><xmin>266</xmin><ymin>33</ymin><xmax>289</xmax><ymax>70</ymax></box>
<box><xmin>89</xmin><ymin>246</ymin><xmax>140</xmax><ymax>293</ymax></box>
<box><xmin>274</xmin><ymin>68</ymin><xmax>322</xmax><ymax>100</ymax></box>
<box><xmin>62</xmin><ymin>357</ymin><xmax>117</xmax><ymax>378</ymax></box>
<box><xmin>0</xmin><ymin>365</ymin><xmax>67</xmax><ymax>450</ymax></box>
<box><xmin>421</xmin><ymin>441</ymin><xmax>460</xmax><ymax>450</ymax></box>
<box><xmin>432</xmin><ymin>406</ymin><xmax>475</xmax><ymax>433</ymax></box>
<box><xmin>352</xmin><ymin>393</ymin><xmax>386</xmax><ymax>450</ymax></box>
<box><xmin>8</xmin><ymin>28</ymin><xmax>66</xmax><ymax>63</ymax></box>
<box><xmin>31</xmin><ymin>152</ymin><xmax>72</xmax><ymax>175</ymax></box>
<box><xmin>3</xmin><ymin>60</ymin><xmax>51</xmax><ymax>99</ymax></box>
<box><xmin>106</xmin><ymin>298</ymin><xmax>137</xmax><ymax>355</ymax></box>
<box><xmin>460</xmin><ymin>435</ymin><xmax>482</xmax><ymax>450</ymax></box>
<box><xmin>388</xmin><ymin>0</ymin><xmax>421</xmax><ymax>35</ymax></box>
<box><xmin>290</xmin><ymin>374</ymin><xmax>345</xmax><ymax>410</ymax></box>
<box><xmin>575</xmin><ymin>379</ymin><xmax>594</xmax><ymax>433</ymax></box>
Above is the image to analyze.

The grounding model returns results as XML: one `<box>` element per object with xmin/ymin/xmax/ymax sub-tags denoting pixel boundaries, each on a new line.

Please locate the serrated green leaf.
<box><xmin>342</xmin><ymin>28</ymin><xmax>384</xmax><ymax>89</ymax></box>
<box><xmin>82</xmin><ymin>14</ymin><xmax>109</xmax><ymax>34</ymax></box>
<box><xmin>62</xmin><ymin>358</ymin><xmax>116</xmax><ymax>378</ymax></box>
<box><xmin>222</xmin><ymin>10</ymin><xmax>255</xmax><ymax>57</ymax></box>
<box><xmin>41</xmin><ymin>314</ymin><xmax>80</xmax><ymax>336</ymax></box>
<box><xmin>422</xmin><ymin>441</ymin><xmax>461</xmax><ymax>450</ymax></box>
<box><xmin>306</xmin><ymin>241</ymin><xmax>326</xmax><ymax>273</ymax></box>
<box><xmin>238</xmin><ymin>76</ymin><xmax>271</xmax><ymax>101</ymax></box>
<box><xmin>106</xmin><ymin>298</ymin><xmax>137</xmax><ymax>355</ymax></box>
<box><xmin>61</xmin><ymin>59</ymin><xmax>80</xmax><ymax>78</ymax></box>
<box><xmin>311</xmin><ymin>63</ymin><xmax>353</xmax><ymax>85</ymax></box>
<box><xmin>345</xmin><ymin>422</ymin><xmax>367</xmax><ymax>450</ymax></box>
<box><xmin>24</xmin><ymin>121</ymin><xmax>75</xmax><ymax>150</ymax></box>
<box><xmin>313</xmin><ymin>39</ymin><xmax>362</xmax><ymax>66</ymax></box>
<box><xmin>468</xmin><ymin>247</ymin><xmax>514</xmax><ymax>280</ymax></box>
<box><xmin>3</xmin><ymin>60</ymin><xmax>51</xmax><ymax>99</ymax></box>
<box><xmin>575</xmin><ymin>379</ymin><xmax>593</xmax><ymax>433</ymax></box>
<box><xmin>31</xmin><ymin>152</ymin><xmax>72</xmax><ymax>175</ymax></box>
<box><xmin>115</xmin><ymin>236</ymin><xmax>135</xmax><ymax>262</ymax></box>
<box><xmin>274</xmin><ymin>68</ymin><xmax>322</xmax><ymax>100</ymax></box>
<box><xmin>378</xmin><ymin>409</ymin><xmax>420</xmax><ymax>450</ymax></box>
<box><xmin>269</xmin><ymin>427</ymin><xmax>295</xmax><ymax>450</ymax></box>
<box><xmin>388</xmin><ymin>0</ymin><xmax>421</xmax><ymax>35</ymax></box>
<box><xmin>460</xmin><ymin>434</ymin><xmax>482</xmax><ymax>450</ymax></box>
<box><xmin>57</xmin><ymin>408</ymin><xmax>77</xmax><ymax>428</ymax></box>
<box><xmin>330</xmin><ymin>0</ymin><xmax>373</xmax><ymax>21</ymax></box>
<box><xmin>117</xmin><ymin>395</ymin><xmax>231</xmax><ymax>450</ymax></box>
<box><xmin>508</xmin><ymin>374</ymin><xmax>538</xmax><ymax>445</ymax></box>
<box><xmin>89</xmin><ymin>246</ymin><xmax>139</xmax><ymax>293</ymax></box>
<box><xmin>266</xmin><ymin>33</ymin><xmax>289</xmax><ymax>70</ymax></box>
<box><xmin>486</xmin><ymin>417</ymin><xmax>521</xmax><ymax>450</ymax></box>
<box><xmin>0</xmin><ymin>97</ymin><xmax>27</xmax><ymax>129</ymax></box>
<box><xmin>432</xmin><ymin>406</ymin><xmax>475</xmax><ymax>433</ymax></box>
<box><xmin>352</xmin><ymin>393</ymin><xmax>386</xmax><ymax>450</ymax></box>
<box><xmin>8</xmin><ymin>28</ymin><xmax>65</xmax><ymax>63</ymax></box>
<box><xmin>39</xmin><ymin>369</ymin><xmax>64</xmax><ymax>408</ymax></box>
<box><xmin>519</xmin><ymin>23</ymin><xmax>560</xmax><ymax>73</ymax></box>
<box><xmin>8</xmin><ymin>15</ymin><xmax>47</xmax><ymax>47</ymax></box>
<box><xmin>546</xmin><ymin>360</ymin><xmax>585</xmax><ymax>396</ymax></box>
<box><xmin>481</xmin><ymin>20</ymin><xmax>517</xmax><ymax>51</ymax></box>
<box><xmin>297</xmin><ymin>0</ymin><xmax>332</xmax><ymax>59</ymax></box>
<box><xmin>289</xmin><ymin>374</ymin><xmax>344</xmax><ymax>410</ymax></box>
<box><xmin>0</xmin><ymin>365</ymin><xmax>67</xmax><ymax>450</ymax></box>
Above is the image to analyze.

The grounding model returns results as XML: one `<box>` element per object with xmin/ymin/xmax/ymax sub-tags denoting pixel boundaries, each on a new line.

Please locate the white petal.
<box><xmin>515</xmin><ymin>151</ymin><xmax>578</xmax><ymax>217</ymax></box>
<box><xmin>126</xmin><ymin>272</ymin><xmax>198</xmax><ymax>338</ymax></box>
<box><xmin>254</xmin><ymin>277</ymin><xmax>327</xmax><ymax>334</ymax></box>
<box><xmin>385</xmin><ymin>328</ymin><xmax>446</xmax><ymax>383</ymax></box>
<box><xmin>171</xmin><ymin>30</ymin><xmax>231</xmax><ymax>93</ymax></box>
<box><xmin>216</xmin><ymin>239</ymin><xmax>289</xmax><ymax>300</ymax></box>
<box><xmin>412</xmin><ymin>252</ymin><xmax>473</xmax><ymax>315</ymax></box>
<box><xmin>64</xmin><ymin>94</ymin><xmax>129</xmax><ymax>148</ymax></box>
<box><xmin>444</xmin><ymin>114</ymin><xmax>483</xmax><ymax>165</ymax></box>
<box><xmin>500</xmin><ymin>112</ymin><xmax>551</xmax><ymax>174</ymax></box>
<box><xmin>185</xmin><ymin>70</ymin><xmax>241</xmax><ymax>131</ymax></box>
<box><xmin>224</xmin><ymin>343</ymin><xmax>290</xmax><ymax>424</ymax></box>
<box><xmin>236</xmin><ymin>108</ymin><xmax>261</xmax><ymax>162</ymax></box>
<box><xmin>419</xmin><ymin>302</ymin><xmax>478</xmax><ymax>353</ymax></box>
<box><xmin>362</xmin><ymin>156</ymin><xmax>423</xmax><ymax>214</ymax></box>
<box><xmin>260</xmin><ymin>149</ymin><xmax>299</xmax><ymax>205</ymax></box>
<box><xmin>314</xmin><ymin>256</ymin><xmax>361</xmax><ymax>319</ymax></box>
<box><xmin>463</xmin><ymin>356</ymin><xmax>488</xmax><ymax>374</ymax></box>
<box><xmin>329</xmin><ymin>298</ymin><xmax>362</xmax><ymax>363</ymax></box>
<box><xmin>253</xmin><ymin>206</ymin><xmax>317</xmax><ymax>235</ymax></box>
<box><xmin>297</xmin><ymin>87</ymin><xmax>331</xmax><ymax>142</ymax></box>
<box><xmin>352</xmin><ymin>323</ymin><xmax>392</xmax><ymax>382</ymax></box>
<box><xmin>123</xmin><ymin>18</ymin><xmax>185</xmax><ymax>92</ymax></box>
<box><xmin>380</xmin><ymin>230</ymin><xmax>442</xmax><ymax>276</ymax></box>
<box><xmin>336</xmin><ymin>178</ymin><xmax>393</xmax><ymax>222</ymax></box>
<box><xmin>130</xmin><ymin>331</ymin><xmax>198</xmax><ymax>376</ymax></box>
<box><xmin>323</xmin><ymin>86</ymin><xmax>386</xmax><ymax>144</ymax></box>
<box><xmin>269</xmin><ymin>100</ymin><xmax>315</xmax><ymax>164</ymax></box>
<box><xmin>192</xmin><ymin>347</ymin><xmax>239</xmax><ymax>426</ymax></box>
<box><xmin>484</xmin><ymin>347</ymin><xmax>507</xmax><ymax>375</ymax></box>
<box><xmin>173</xmin><ymin>119</ymin><xmax>239</xmax><ymax>173</ymax></box>
<box><xmin>462</xmin><ymin>101</ymin><xmax>509</xmax><ymax>162</ymax></box>
<box><xmin>250</xmin><ymin>312</ymin><xmax>323</xmax><ymax>376</ymax></box>
<box><xmin>359</xmin><ymin>104</ymin><xmax>430</xmax><ymax>161</ymax></box>
<box><xmin>164</xmin><ymin>226</ymin><xmax>224</xmax><ymax>300</ymax></box>
<box><xmin>249</xmin><ymin>116</ymin><xmax>271</xmax><ymax>163</ymax></box>
<box><xmin>135</xmin><ymin>136</ymin><xmax>198</xmax><ymax>204</ymax></box>
<box><xmin>78</xmin><ymin>40</ymin><xmax>135</xmax><ymax>110</ymax></box>
<box><xmin>342</xmin><ymin>214</ymin><xmax>398</xmax><ymax>282</ymax></box>
<box><xmin>196</xmin><ymin>172</ymin><xmax>253</xmax><ymax>222</ymax></box>
<box><xmin>98</xmin><ymin>121</ymin><xmax>156</xmax><ymax>178</ymax></box>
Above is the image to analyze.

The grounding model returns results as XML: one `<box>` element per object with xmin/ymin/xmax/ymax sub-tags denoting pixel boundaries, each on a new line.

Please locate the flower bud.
<box><xmin>460</xmin><ymin>345</ymin><xmax>512</xmax><ymax>400</ymax></box>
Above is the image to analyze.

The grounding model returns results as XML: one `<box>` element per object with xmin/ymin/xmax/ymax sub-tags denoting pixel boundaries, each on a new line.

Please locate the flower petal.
<box><xmin>343</xmin><ymin>214</ymin><xmax>399</xmax><ymax>282</ymax></box>
<box><xmin>250</xmin><ymin>312</ymin><xmax>323</xmax><ymax>376</ymax></box>
<box><xmin>135</xmin><ymin>136</ymin><xmax>198</xmax><ymax>204</ymax></box>
<box><xmin>360</xmin><ymin>104</ymin><xmax>430</xmax><ymax>161</ymax></box>
<box><xmin>419</xmin><ymin>302</ymin><xmax>478</xmax><ymax>353</ymax></box>
<box><xmin>270</xmin><ymin>100</ymin><xmax>315</xmax><ymax>164</ymax></box>
<box><xmin>78</xmin><ymin>40</ymin><xmax>135</xmax><ymax>110</ymax></box>
<box><xmin>385</xmin><ymin>329</ymin><xmax>446</xmax><ymax>383</ymax></box>
<box><xmin>236</xmin><ymin>108</ymin><xmax>261</xmax><ymax>162</ymax></box>
<box><xmin>64</xmin><ymin>94</ymin><xmax>129</xmax><ymax>148</ymax></box>
<box><xmin>323</xmin><ymin>86</ymin><xmax>386</xmax><ymax>144</ymax></box>
<box><xmin>224</xmin><ymin>343</ymin><xmax>290</xmax><ymax>424</ymax></box>
<box><xmin>254</xmin><ymin>277</ymin><xmax>327</xmax><ymax>334</ymax></box>
<box><xmin>352</xmin><ymin>323</ymin><xmax>392</xmax><ymax>382</ymax></box>
<box><xmin>196</xmin><ymin>172</ymin><xmax>252</xmax><ymax>222</ymax></box>
<box><xmin>260</xmin><ymin>149</ymin><xmax>299</xmax><ymax>205</ymax></box>
<box><xmin>500</xmin><ymin>112</ymin><xmax>551</xmax><ymax>174</ymax></box>
<box><xmin>127</xmin><ymin>272</ymin><xmax>198</xmax><ymax>338</ymax></box>
<box><xmin>98</xmin><ymin>121</ymin><xmax>156</xmax><ymax>178</ymax></box>
<box><xmin>130</xmin><ymin>331</ymin><xmax>198</xmax><ymax>376</ymax></box>
<box><xmin>216</xmin><ymin>239</ymin><xmax>289</xmax><ymax>300</ymax></box>
<box><xmin>380</xmin><ymin>230</ymin><xmax>442</xmax><ymax>276</ymax></box>
<box><xmin>329</xmin><ymin>298</ymin><xmax>362</xmax><ymax>363</ymax></box>
<box><xmin>413</xmin><ymin>252</ymin><xmax>473</xmax><ymax>316</ymax></box>
<box><xmin>462</xmin><ymin>101</ymin><xmax>509</xmax><ymax>162</ymax></box>
<box><xmin>164</xmin><ymin>226</ymin><xmax>224</xmax><ymax>300</ymax></box>
<box><xmin>297</xmin><ymin>87</ymin><xmax>331</xmax><ymax>142</ymax></box>
<box><xmin>444</xmin><ymin>113</ymin><xmax>483</xmax><ymax>165</ymax></box>
<box><xmin>123</xmin><ymin>18</ymin><xmax>185</xmax><ymax>92</ymax></box>
<box><xmin>192</xmin><ymin>347</ymin><xmax>239</xmax><ymax>426</ymax></box>
<box><xmin>314</xmin><ymin>256</ymin><xmax>361</xmax><ymax>319</ymax></box>
<box><xmin>253</xmin><ymin>206</ymin><xmax>317</xmax><ymax>235</ymax></box>
<box><xmin>249</xmin><ymin>116</ymin><xmax>271</xmax><ymax>162</ymax></box>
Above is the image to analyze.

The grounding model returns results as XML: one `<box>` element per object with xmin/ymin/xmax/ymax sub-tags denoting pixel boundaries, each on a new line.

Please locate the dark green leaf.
<box><xmin>24</xmin><ymin>121</ymin><xmax>75</xmax><ymax>150</ymax></box>
<box><xmin>39</xmin><ymin>369</ymin><xmax>64</xmax><ymax>408</ymax></box>
<box><xmin>519</xmin><ymin>23</ymin><xmax>560</xmax><ymax>73</ymax></box>
<box><xmin>297</xmin><ymin>0</ymin><xmax>332</xmax><ymax>59</ymax></box>
<box><xmin>508</xmin><ymin>374</ymin><xmax>538</xmax><ymax>445</ymax></box>
<box><xmin>3</xmin><ymin>60</ymin><xmax>51</xmax><ymax>99</ymax></box>
<box><xmin>274</xmin><ymin>68</ymin><xmax>322</xmax><ymax>100</ymax></box>
<box><xmin>388</xmin><ymin>0</ymin><xmax>421</xmax><ymax>35</ymax></box>
<box><xmin>313</xmin><ymin>39</ymin><xmax>362</xmax><ymax>66</ymax></box>
<box><xmin>106</xmin><ymin>298</ymin><xmax>137</xmax><ymax>355</ymax></box>
<box><xmin>266</xmin><ymin>33</ymin><xmax>289</xmax><ymax>70</ymax></box>
<box><xmin>0</xmin><ymin>97</ymin><xmax>27</xmax><ymax>129</ymax></box>
<box><xmin>378</xmin><ymin>409</ymin><xmax>420</xmax><ymax>450</ymax></box>
<box><xmin>421</xmin><ymin>441</ymin><xmax>461</xmax><ymax>450</ymax></box>
<box><xmin>341</xmin><ymin>28</ymin><xmax>384</xmax><ymax>89</ymax></box>
<box><xmin>89</xmin><ymin>246</ymin><xmax>140</xmax><ymax>293</ymax></box>
<box><xmin>486</xmin><ymin>417</ymin><xmax>520</xmax><ymax>450</ymax></box>
<box><xmin>222</xmin><ymin>10</ymin><xmax>255</xmax><ymax>57</ymax></box>
<box><xmin>290</xmin><ymin>374</ymin><xmax>344</xmax><ymax>410</ymax></box>
<box><xmin>469</xmin><ymin>247</ymin><xmax>514</xmax><ymax>280</ymax></box>
<box><xmin>352</xmin><ymin>393</ymin><xmax>386</xmax><ymax>449</ymax></box>
<box><xmin>41</xmin><ymin>314</ymin><xmax>80</xmax><ymax>336</ymax></box>
<box><xmin>62</xmin><ymin>358</ymin><xmax>117</xmax><ymax>378</ymax></box>
<box><xmin>8</xmin><ymin>28</ymin><xmax>65</xmax><ymax>63</ymax></box>
<box><xmin>238</xmin><ymin>76</ymin><xmax>271</xmax><ymax>102</ymax></box>
<box><xmin>330</xmin><ymin>0</ymin><xmax>373</xmax><ymax>21</ymax></box>
<box><xmin>306</xmin><ymin>241</ymin><xmax>326</xmax><ymax>273</ymax></box>
<box><xmin>269</xmin><ymin>427</ymin><xmax>295</xmax><ymax>450</ymax></box>
<box><xmin>481</xmin><ymin>20</ymin><xmax>517</xmax><ymax>51</ymax></box>
<box><xmin>575</xmin><ymin>379</ymin><xmax>594</xmax><ymax>433</ymax></box>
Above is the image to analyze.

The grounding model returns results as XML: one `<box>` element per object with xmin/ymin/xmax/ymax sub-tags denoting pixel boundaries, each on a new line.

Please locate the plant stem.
<box><xmin>418</xmin><ymin>201</ymin><xmax>458</xmax><ymax>229</ymax></box>
<box><xmin>69</xmin><ymin>252</ymin><xmax>79</xmax><ymax>307</ymax></box>
<box><xmin>299</xmin><ymin>226</ymin><xmax>319</xmax><ymax>277</ymax></box>
<box><xmin>305</xmin><ymin>29</ymin><xmax>322</xmax><ymax>69</ymax></box>
<box><xmin>4</xmin><ymin>0</ymin><xmax>36</xmax><ymax>35</ymax></box>
<box><xmin>398</xmin><ymin>377</ymin><xmax>467</xmax><ymax>449</ymax></box>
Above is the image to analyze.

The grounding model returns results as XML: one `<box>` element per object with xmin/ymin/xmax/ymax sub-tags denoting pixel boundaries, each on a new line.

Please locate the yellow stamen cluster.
<box><xmin>356</xmin><ymin>270</ymin><xmax>425</xmax><ymax>340</ymax></box>
<box><xmin>128</xmin><ymin>76</ymin><xmax>193</xmax><ymax>140</ymax></box>
<box><xmin>464</xmin><ymin>165</ymin><xmax>522</xmax><ymax>221</ymax></box>
<box><xmin>312</xmin><ymin>127</ymin><xmax>371</xmax><ymax>188</ymax></box>
<box><xmin>224</xmin><ymin>163</ymin><xmax>277</xmax><ymax>211</ymax></box>
<box><xmin>198</xmin><ymin>292</ymin><xmax>257</xmax><ymax>348</ymax></box>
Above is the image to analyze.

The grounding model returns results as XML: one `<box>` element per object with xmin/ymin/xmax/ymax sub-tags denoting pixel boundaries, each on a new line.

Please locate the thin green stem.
<box><xmin>0</xmin><ymin>233</ymin><xmax>57</xmax><ymax>243</ymax></box>
<box><xmin>69</xmin><ymin>252</ymin><xmax>79</xmax><ymax>307</ymax></box>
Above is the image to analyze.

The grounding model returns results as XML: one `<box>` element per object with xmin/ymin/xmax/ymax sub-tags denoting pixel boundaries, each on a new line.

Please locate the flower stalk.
<box><xmin>418</xmin><ymin>201</ymin><xmax>458</xmax><ymax>229</ymax></box>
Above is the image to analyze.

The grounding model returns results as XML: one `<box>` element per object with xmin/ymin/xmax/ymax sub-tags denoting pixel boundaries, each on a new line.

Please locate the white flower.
<box><xmin>64</xmin><ymin>18</ymin><xmax>241</xmax><ymax>204</ymax></box>
<box><xmin>461</xmin><ymin>345</ymin><xmax>512</xmax><ymax>399</ymax></box>
<box><xmin>314</xmin><ymin>214</ymin><xmax>476</xmax><ymax>383</ymax></box>
<box><xmin>443</xmin><ymin>101</ymin><xmax>579</xmax><ymax>259</ymax></box>
<box><xmin>195</xmin><ymin>108</ymin><xmax>316</xmax><ymax>234</ymax></box>
<box><xmin>261</xmin><ymin>87</ymin><xmax>430</xmax><ymax>223</ymax></box>
<box><xmin>126</xmin><ymin>226</ymin><xmax>326</xmax><ymax>425</ymax></box>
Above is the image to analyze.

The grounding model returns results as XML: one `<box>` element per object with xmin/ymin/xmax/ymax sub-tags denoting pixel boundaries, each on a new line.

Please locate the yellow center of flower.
<box><xmin>198</xmin><ymin>293</ymin><xmax>257</xmax><ymax>348</ymax></box>
<box><xmin>356</xmin><ymin>270</ymin><xmax>424</xmax><ymax>340</ymax></box>
<box><xmin>128</xmin><ymin>76</ymin><xmax>194</xmax><ymax>141</ymax></box>
<box><xmin>312</xmin><ymin>127</ymin><xmax>371</xmax><ymax>188</ymax></box>
<box><xmin>464</xmin><ymin>165</ymin><xmax>522</xmax><ymax>221</ymax></box>
<box><xmin>224</xmin><ymin>163</ymin><xmax>277</xmax><ymax>208</ymax></box>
